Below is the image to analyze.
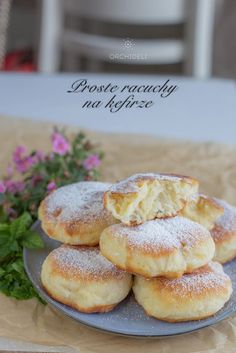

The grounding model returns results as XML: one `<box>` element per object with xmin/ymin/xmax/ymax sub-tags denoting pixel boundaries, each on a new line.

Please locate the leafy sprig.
<box><xmin>0</xmin><ymin>129</ymin><xmax>103</xmax><ymax>301</ymax></box>
<box><xmin>0</xmin><ymin>212</ymin><xmax>43</xmax><ymax>300</ymax></box>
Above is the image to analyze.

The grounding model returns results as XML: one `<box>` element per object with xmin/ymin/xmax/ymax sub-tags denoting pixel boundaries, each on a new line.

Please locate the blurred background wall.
<box><xmin>0</xmin><ymin>0</ymin><xmax>236</xmax><ymax>78</ymax></box>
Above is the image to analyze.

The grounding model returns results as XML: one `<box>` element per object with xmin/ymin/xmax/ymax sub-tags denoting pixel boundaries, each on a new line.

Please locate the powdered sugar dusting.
<box><xmin>112</xmin><ymin>216</ymin><xmax>209</xmax><ymax>252</ymax></box>
<box><xmin>45</xmin><ymin>181</ymin><xmax>112</xmax><ymax>222</ymax></box>
<box><xmin>109</xmin><ymin>173</ymin><xmax>194</xmax><ymax>193</ymax></box>
<box><xmin>213</xmin><ymin>198</ymin><xmax>236</xmax><ymax>232</ymax></box>
<box><xmin>52</xmin><ymin>245</ymin><xmax>127</xmax><ymax>279</ymax></box>
<box><xmin>161</xmin><ymin>216</ymin><xmax>208</xmax><ymax>247</ymax></box>
<box><xmin>157</xmin><ymin>262</ymin><xmax>230</xmax><ymax>296</ymax></box>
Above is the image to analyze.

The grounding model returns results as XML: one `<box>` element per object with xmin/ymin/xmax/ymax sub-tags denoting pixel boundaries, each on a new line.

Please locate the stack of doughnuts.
<box><xmin>39</xmin><ymin>181</ymin><xmax>132</xmax><ymax>313</ymax></box>
<box><xmin>39</xmin><ymin>174</ymin><xmax>234</xmax><ymax>322</ymax></box>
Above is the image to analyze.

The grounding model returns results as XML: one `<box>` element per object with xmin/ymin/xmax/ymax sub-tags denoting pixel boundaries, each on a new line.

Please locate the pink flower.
<box><xmin>47</xmin><ymin>181</ymin><xmax>56</xmax><ymax>192</ymax></box>
<box><xmin>4</xmin><ymin>180</ymin><xmax>25</xmax><ymax>193</ymax></box>
<box><xmin>14</xmin><ymin>181</ymin><xmax>25</xmax><ymax>193</ymax></box>
<box><xmin>15</xmin><ymin>156</ymin><xmax>35</xmax><ymax>173</ymax></box>
<box><xmin>83</xmin><ymin>154</ymin><xmax>101</xmax><ymax>170</ymax></box>
<box><xmin>51</xmin><ymin>132</ymin><xmax>70</xmax><ymax>156</ymax></box>
<box><xmin>12</xmin><ymin>145</ymin><xmax>36</xmax><ymax>174</ymax></box>
<box><xmin>4</xmin><ymin>180</ymin><xmax>14</xmax><ymax>193</ymax></box>
<box><xmin>34</xmin><ymin>150</ymin><xmax>45</xmax><ymax>162</ymax></box>
<box><xmin>0</xmin><ymin>181</ymin><xmax>6</xmax><ymax>193</ymax></box>
<box><xmin>13</xmin><ymin>145</ymin><xmax>27</xmax><ymax>163</ymax></box>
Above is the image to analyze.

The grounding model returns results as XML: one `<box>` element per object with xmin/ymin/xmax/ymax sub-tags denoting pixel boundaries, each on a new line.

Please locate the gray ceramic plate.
<box><xmin>23</xmin><ymin>221</ymin><xmax>236</xmax><ymax>338</ymax></box>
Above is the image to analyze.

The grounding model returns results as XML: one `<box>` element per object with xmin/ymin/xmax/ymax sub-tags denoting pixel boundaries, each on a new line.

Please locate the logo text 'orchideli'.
<box><xmin>109</xmin><ymin>37</ymin><xmax>148</xmax><ymax>61</ymax></box>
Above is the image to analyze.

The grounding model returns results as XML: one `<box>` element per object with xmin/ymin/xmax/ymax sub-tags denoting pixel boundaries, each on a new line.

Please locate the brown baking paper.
<box><xmin>1</xmin><ymin>115</ymin><xmax>236</xmax><ymax>353</ymax></box>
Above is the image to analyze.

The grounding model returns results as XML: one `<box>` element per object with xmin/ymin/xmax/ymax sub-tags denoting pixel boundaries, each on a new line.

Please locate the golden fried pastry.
<box><xmin>133</xmin><ymin>262</ymin><xmax>232</xmax><ymax>322</ymax></box>
<box><xmin>38</xmin><ymin>181</ymin><xmax>116</xmax><ymax>245</ymax></box>
<box><xmin>41</xmin><ymin>245</ymin><xmax>132</xmax><ymax>313</ymax></box>
<box><xmin>104</xmin><ymin>173</ymin><xmax>199</xmax><ymax>225</ymax></box>
<box><xmin>180</xmin><ymin>194</ymin><xmax>224</xmax><ymax>230</ymax></box>
<box><xmin>100</xmin><ymin>216</ymin><xmax>215</xmax><ymax>278</ymax></box>
<box><xmin>211</xmin><ymin>198</ymin><xmax>236</xmax><ymax>263</ymax></box>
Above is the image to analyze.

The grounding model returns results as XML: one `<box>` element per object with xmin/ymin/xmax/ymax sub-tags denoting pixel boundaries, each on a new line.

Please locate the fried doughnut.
<box><xmin>211</xmin><ymin>198</ymin><xmax>236</xmax><ymax>263</ymax></box>
<box><xmin>41</xmin><ymin>245</ymin><xmax>132</xmax><ymax>313</ymax></box>
<box><xmin>100</xmin><ymin>216</ymin><xmax>215</xmax><ymax>278</ymax></box>
<box><xmin>180</xmin><ymin>194</ymin><xmax>224</xmax><ymax>230</ymax></box>
<box><xmin>133</xmin><ymin>262</ymin><xmax>232</xmax><ymax>322</ymax></box>
<box><xmin>38</xmin><ymin>181</ymin><xmax>116</xmax><ymax>245</ymax></box>
<box><xmin>104</xmin><ymin>173</ymin><xmax>199</xmax><ymax>225</ymax></box>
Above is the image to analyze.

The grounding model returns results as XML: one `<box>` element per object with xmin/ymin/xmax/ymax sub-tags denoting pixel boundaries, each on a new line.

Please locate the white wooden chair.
<box><xmin>38</xmin><ymin>0</ymin><xmax>216</xmax><ymax>78</ymax></box>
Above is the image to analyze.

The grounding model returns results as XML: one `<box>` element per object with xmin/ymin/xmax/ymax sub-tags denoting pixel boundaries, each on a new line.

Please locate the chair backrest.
<box><xmin>39</xmin><ymin>0</ymin><xmax>215</xmax><ymax>78</ymax></box>
<box><xmin>64</xmin><ymin>0</ymin><xmax>186</xmax><ymax>25</ymax></box>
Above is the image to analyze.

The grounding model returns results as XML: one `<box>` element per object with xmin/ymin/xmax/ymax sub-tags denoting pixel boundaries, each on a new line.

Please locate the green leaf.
<box><xmin>0</xmin><ymin>235</ymin><xmax>12</xmax><ymax>259</ymax></box>
<box><xmin>0</xmin><ymin>239</ymin><xmax>20</xmax><ymax>260</ymax></box>
<box><xmin>10</xmin><ymin>212</ymin><xmax>32</xmax><ymax>239</ymax></box>
<box><xmin>0</xmin><ymin>224</ymin><xmax>9</xmax><ymax>233</ymax></box>
<box><xmin>0</xmin><ymin>258</ymin><xmax>40</xmax><ymax>300</ymax></box>
<box><xmin>10</xmin><ymin>259</ymin><xmax>25</xmax><ymax>275</ymax></box>
<box><xmin>0</xmin><ymin>206</ymin><xmax>8</xmax><ymax>223</ymax></box>
<box><xmin>0</xmin><ymin>193</ymin><xmax>4</xmax><ymax>204</ymax></box>
<box><xmin>22</xmin><ymin>230</ymin><xmax>44</xmax><ymax>249</ymax></box>
<box><xmin>0</xmin><ymin>247</ymin><xmax>12</xmax><ymax>261</ymax></box>
<box><xmin>11</xmin><ymin>285</ymin><xmax>34</xmax><ymax>300</ymax></box>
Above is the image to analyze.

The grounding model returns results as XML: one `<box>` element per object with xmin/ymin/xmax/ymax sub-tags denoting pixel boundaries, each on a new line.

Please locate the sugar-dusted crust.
<box><xmin>104</xmin><ymin>173</ymin><xmax>199</xmax><ymax>226</ymax></box>
<box><xmin>100</xmin><ymin>216</ymin><xmax>215</xmax><ymax>278</ymax></box>
<box><xmin>38</xmin><ymin>181</ymin><xmax>116</xmax><ymax>245</ymax></box>
<box><xmin>133</xmin><ymin>262</ymin><xmax>232</xmax><ymax>322</ymax></box>
<box><xmin>180</xmin><ymin>194</ymin><xmax>224</xmax><ymax>230</ymax></box>
<box><xmin>211</xmin><ymin>198</ymin><xmax>236</xmax><ymax>263</ymax></box>
<box><xmin>106</xmin><ymin>173</ymin><xmax>199</xmax><ymax>194</ymax></box>
<box><xmin>41</xmin><ymin>245</ymin><xmax>132</xmax><ymax>313</ymax></box>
